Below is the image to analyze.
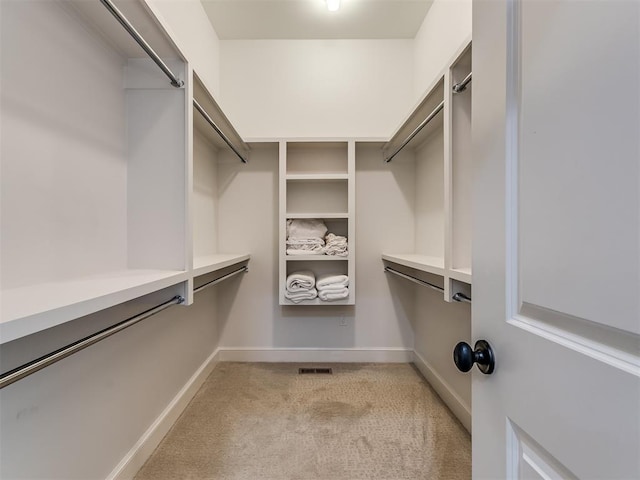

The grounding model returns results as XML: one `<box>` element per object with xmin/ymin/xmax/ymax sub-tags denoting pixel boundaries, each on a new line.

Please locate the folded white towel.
<box><xmin>286</xmin><ymin>236</ymin><xmax>325</xmax><ymax>246</ymax></box>
<box><xmin>318</xmin><ymin>287</ymin><xmax>349</xmax><ymax>301</ymax></box>
<box><xmin>322</xmin><ymin>233</ymin><xmax>348</xmax><ymax>256</ymax></box>
<box><xmin>317</xmin><ymin>283</ymin><xmax>349</xmax><ymax>292</ymax></box>
<box><xmin>325</xmin><ymin>233</ymin><xmax>347</xmax><ymax>245</ymax></box>
<box><xmin>287</xmin><ymin>219</ymin><xmax>328</xmax><ymax>239</ymax></box>
<box><xmin>286</xmin><ymin>271</ymin><xmax>316</xmax><ymax>292</ymax></box>
<box><xmin>285</xmin><ymin>288</ymin><xmax>318</xmax><ymax>303</ymax></box>
<box><xmin>316</xmin><ymin>274</ymin><xmax>349</xmax><ymax>289</ymax></box>
<box><xmin>286</xmin><ymin>248</ymin><xmax>323</xmax><ymax>256</ymax></box>
<box><xmin>323</xmin><ymin>245</ymin><xmax>348</xmax><ymax>256</ymax></box>
<box><xmin>286</xmin><ymin>236</ymin><xmax>325</xmax><ymax>255</ymax></box>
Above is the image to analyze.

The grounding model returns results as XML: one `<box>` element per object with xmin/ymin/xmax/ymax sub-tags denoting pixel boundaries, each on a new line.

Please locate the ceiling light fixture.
<box><xmin>326</xmin><ymin>0</ymin><xmax>340</xmax><ymax>12</ymax></box>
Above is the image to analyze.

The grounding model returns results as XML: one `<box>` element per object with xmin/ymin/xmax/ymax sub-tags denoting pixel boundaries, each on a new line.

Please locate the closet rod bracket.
<box><xmin>452</xmin><ymin>72</ymin><xmax>472</xmax><ymax>94</ymax></box>
<box><xmin>452</xmin><ymin>292</ymin><xmax>472</xmax><ymax>303</ymax></box>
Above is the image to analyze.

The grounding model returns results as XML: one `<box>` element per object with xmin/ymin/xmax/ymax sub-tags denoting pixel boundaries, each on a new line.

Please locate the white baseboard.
<box><xmin>217</xmin><ymin>347</ymin><xmax>413</xmax><ymax>363</ymax></box>
<box><xmin>412</xmin><ymin>350</ymin><xmax>472</xmax><ymax>433</ymax></box>
<box><xmin>107</xmin><ymin>348</ymin><xmax>221</xmax><ymax>480</ymax></box>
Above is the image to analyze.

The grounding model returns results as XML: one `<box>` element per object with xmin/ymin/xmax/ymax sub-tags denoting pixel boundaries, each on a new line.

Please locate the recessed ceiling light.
<box><xmin>326</xmin><ymin>0</ymin><xmax>340</xmax><ymax>12</ymax></box>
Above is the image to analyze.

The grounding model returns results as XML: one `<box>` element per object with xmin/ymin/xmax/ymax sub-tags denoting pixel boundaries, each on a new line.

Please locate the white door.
<box><xmin>471</xmin><ymin>0</ymin><xmax>640</xmax><ymax>478</ymax></box>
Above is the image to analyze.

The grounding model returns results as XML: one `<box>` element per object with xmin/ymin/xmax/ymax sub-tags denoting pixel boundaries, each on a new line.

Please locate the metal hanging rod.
<box><xmin>384</xmin><ymin>267</ymin><xmax>444</xmax><ymax>294</ymax></box>
<box><xmin>193</xmin><ymin>100</ymin><xmax>248</xmax><ymax>164</ymax></box>
<box><xmin>0</xmin><ymin>295</ymin><xmax>184</xmax><ymax>390</ymax></box>
<box><xmin>452</xmin><ymin>292</ymin><xmax>472</xmax><ymax>304</ymax></box>
<box><xmin>384</xmin><ymin>100</ymin><xmax>445</xmax><ymax>163</ymax></box>
<box><xmin>194</xmin><ymin>266</ymin><xmax>248</xmax><ymax>294</ymax></box>
<box><xmin>99</xmin><ymin>0</ymin><xmax>184</xmax><ymax>88</ymax></box>
<box><xmin>453</xmin><ymin>72</ymin><xmax>472</xmax><ymax>93</ymax></box>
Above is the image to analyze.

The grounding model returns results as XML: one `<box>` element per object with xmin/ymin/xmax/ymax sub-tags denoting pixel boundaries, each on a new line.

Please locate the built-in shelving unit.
<box><xmin>0</xmin><ymin>0</ymin><xmax>189</xmax><ymax>342</ymax></box>
<box><xmin>0</xmin><ymin>0</ymin><xmax>251</xmax><ymax>344</ymax></box>
<box><xmin>190</xmin><ymin>72</ymin><xmax>251</xmax><ymax>302</ymax></box>
<box><xmin>279</xmin><ymin>141</ymin><xmax>355</xmax><ymax>305</ymax></box>
<box><xmin>381</xmin><ymin>40</ymin><xmax>472</xmax><ymax>302</ymax></box>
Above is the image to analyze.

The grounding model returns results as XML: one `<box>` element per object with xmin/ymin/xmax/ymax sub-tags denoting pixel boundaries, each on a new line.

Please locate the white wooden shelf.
<box><xmin>449</xmin><ymin>268</ymin><xmax>472</xmax><ymax>284</ymax></box>
<box><xmin>193</xmin><ymin>254</ymin><xmax>251</xmax><ymax>277</ymax></box>
<box><xmin>0</xmin><ymin>269</ymin><xmax>188</xmax><ymax>344</ymax></box>
<box><xmin>285</xmin><ymin>255</ymin><xmax>350</xmax><ymax>261</ymax></box>
<box><xmin>286</xmin><ymin>213</ymin><xmax>349</xmax><ymax>219</ymax></box>
<box><xmin>381</xmin><ymin>253</ymin><xmax>445</xmax><ymax>277</ymax></box>
<box><xmin>282</xmin><ymin>296</ymin><xmax>353</xmax><ymax>306</ymax></box>
<box><xmin>286</xmin><ymin>174</ymin><xmax>348</xmax><ymax>181</ymax></box>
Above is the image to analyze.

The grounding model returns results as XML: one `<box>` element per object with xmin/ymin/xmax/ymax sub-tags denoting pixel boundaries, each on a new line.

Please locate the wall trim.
<box><xmin>217</xmin><ymin>347</ymin><xmax>413</xmax><ymax>363</ymax></box>
<box><xmin>107</xmin><ymin>347</ymin><xmax>221</xmax><ymax>480</ymax></box>
<box><xmin>412</xmin><ymin>350</ymin><xmax>471</xmax><ymax>433</ymax></box>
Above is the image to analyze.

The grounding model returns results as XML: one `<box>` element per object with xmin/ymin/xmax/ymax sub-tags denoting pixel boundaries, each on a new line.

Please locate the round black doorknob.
<box><xmin>453</xmin><ymin>340</ymin><xmax>495</xmax><ymax>375</ymax></box>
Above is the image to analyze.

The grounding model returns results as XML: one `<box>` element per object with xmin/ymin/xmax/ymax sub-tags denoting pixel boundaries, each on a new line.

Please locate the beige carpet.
<box><xmin>135</xmin><ymin>363</ymin><xmax>471</xmax><ymax>480</ymax></box>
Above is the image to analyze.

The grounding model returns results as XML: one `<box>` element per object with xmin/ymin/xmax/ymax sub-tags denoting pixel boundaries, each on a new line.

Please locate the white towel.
<box><xmin>323</xmin><ymin>245</ymin><xmax>348</xmax><ymax>256</ymax></box>
<box><xmin>287</xmin><ymin>219</ymin><xmax>328</xmax><ymax>239</ymax></box>
<box><xmin>318</xmin><ymin>287</ymin><xmax>349</xmax><ymax>301</ymax></box>
<box><xmin>285</xmin><ymin>288</ymin><xmax>318</xmax><ymax>303</ymax></box>
<box><xmin>322</xmin><ymin>233</ymin><xmax>348</xmax><ymax>256</ymax></box>
<box><xmin>317</xmin><ymin>283</ymin><xmax>349</xmax><ymax>293</ymax></box>
<box><xmin>286</xmin><ymin>236</ymin><xmax>325</xmax><ymax>246</ymax></box>
<box><xmin>325</xmin><ymin>233</ymin><xmax>347</xmax><ymax>245</ymax></box>
<box><xmin>316</xmin><ymin>274</ymin><xmax>349</xmax><ymax>289</ymax></box>
<box><xmin>286</xmin><ymin>249</ymin><xmax>323</xmax><ymax>256</ymax></box>
<box><xmin>286</xmin><ymin>271</ymin><xmax>315</xmax><ymax>292</ymax></box>
<box><xmin>286</xmin><ymin>236</ymin><xmax>325</xmax><ymax>255</ymax></box>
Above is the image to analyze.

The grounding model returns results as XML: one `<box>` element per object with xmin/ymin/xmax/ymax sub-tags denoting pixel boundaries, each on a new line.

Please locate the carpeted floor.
<box><xmin>134</xmin><ymin>362</ymin><xmax>471</xmax><ymax>480</ymax></box>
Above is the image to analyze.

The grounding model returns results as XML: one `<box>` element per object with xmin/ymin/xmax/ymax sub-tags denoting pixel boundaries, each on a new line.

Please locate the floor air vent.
<box><xmin>298</xmin><ymin>367</ymin><xmax>333</xmax><ymax>375</ymax></box>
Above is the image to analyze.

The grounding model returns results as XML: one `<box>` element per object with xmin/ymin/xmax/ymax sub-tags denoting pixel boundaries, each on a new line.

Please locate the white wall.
<box><xmin>193</xmin><ymin>126</ymin><xmax>219</xmax><ymax>257</ymax></box>
<box><xmin>219</xmin><ymin>40</ymin><xmax>415</xmax><ymax>138</ymax></box>
<box><xmin>214</xmin><ymin>143</ymin><xmax>415</xmax><ymax>356</ymax></box>
<box><xmin>413</xmin><ymin>0</ymin><xmax>472</xmax><ymax>98</ymax></box>
<box><xmin>146</xmin><ymin>0</ymin><xmax>222</xmax><ymax>96</ymax></box>
<box><xmin>414</xmin><ymin>288</ymin><xmax>471</xmax><ymax>428</ymax></box>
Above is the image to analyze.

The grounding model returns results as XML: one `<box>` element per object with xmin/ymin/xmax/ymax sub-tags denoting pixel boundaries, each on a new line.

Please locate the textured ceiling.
<box><xmin>200</xmin><ymin>0</ymin><xmax>434</xmax><ymax>40</ymax></box>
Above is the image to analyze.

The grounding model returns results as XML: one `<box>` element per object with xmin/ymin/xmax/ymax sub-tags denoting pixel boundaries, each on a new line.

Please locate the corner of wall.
<box><xmin>412</xmin><ymin>0</ymin><xmax>472</xmax><ymax>100</ymax></box>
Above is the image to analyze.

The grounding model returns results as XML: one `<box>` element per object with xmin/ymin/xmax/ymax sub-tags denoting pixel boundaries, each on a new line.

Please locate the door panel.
<box><xmin>502</xmin><ymin>326</ymin><xmax>639</xmax><ymax>478</ymax></box>
<box><xmin>472</xmin><ymin>0</ymin><xmax>640</xmax><ymax>478</ymax></box>
<box><xmin>518</xmin><ymin>0</ymin><xmax>639</xmax><ymax>333</ymax></box>
<box><xmin>507</xmin><ymin>420</ymin><xmax>578</xmax><ymax>480</ymax></box>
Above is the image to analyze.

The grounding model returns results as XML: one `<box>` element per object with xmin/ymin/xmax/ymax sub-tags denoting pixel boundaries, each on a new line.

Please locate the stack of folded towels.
<box><xmin>286</xmin><ymin>219</ymin><xmax>349</xmax><ymax>257</ymax></box>
<box><xmin>316</xmin><ymin>273</ymin><xmax>349</xmax><ymax>301</ymax></box>
<box><xmin>323</xmin><ymin>233</ymin><xmax>348</xmax><ymax>257</ymax></box>
<box><xmin>285</xmin><ymin>270</ymin><xmax>317</xmax><ymax>303</ymax></box>
<box><xmin>286</xmin><ymin>219</ymin><xmax>328</xmax><ymax>255</ymax></box>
